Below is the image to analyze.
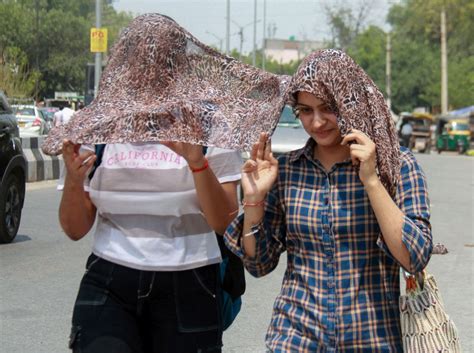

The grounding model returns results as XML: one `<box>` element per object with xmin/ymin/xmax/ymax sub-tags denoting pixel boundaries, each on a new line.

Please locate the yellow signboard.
<box><xmin>90</xmin><ymin>28</ymin><xmax>108</xmax><ymax>53</ymax></box>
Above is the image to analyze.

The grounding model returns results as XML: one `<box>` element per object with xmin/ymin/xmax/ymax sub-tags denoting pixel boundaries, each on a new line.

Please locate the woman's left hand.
<box><xmin>341</xmin><ymin>129</ymin><xmax>380</xmax><ymax>187</ymax></box>
<box><xmin>161</xmin><ymin>141</ymin><xmax>206</xmax><ymax>169</ymax></box>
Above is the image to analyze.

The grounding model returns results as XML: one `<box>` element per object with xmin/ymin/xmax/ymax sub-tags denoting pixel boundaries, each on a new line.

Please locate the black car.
<box><xmin>0</xmin><ymin>91</ymin><xmax>26</xmax><ymax>243</ymax></box>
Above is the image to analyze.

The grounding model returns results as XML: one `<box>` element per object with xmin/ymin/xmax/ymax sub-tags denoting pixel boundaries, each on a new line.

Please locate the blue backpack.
<box><xmin>90</xmin><ymin>144</ymin><xmax>245</xmax><ymax>330</ymax></box>
<box><xmin>216</xmin><ymin>233</ymin><xmax>245</xmax><ymax>330</ymax></box>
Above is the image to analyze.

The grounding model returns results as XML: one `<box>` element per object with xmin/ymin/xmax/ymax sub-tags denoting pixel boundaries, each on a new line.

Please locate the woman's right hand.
<box><xmin>241</xmin><ymin>132</ymin><xmax>278</xmax><ymax>202</ymax></box>
<box><xmin>62</xmin><ymin>139</ymin><xmax>96</xmax><ymax>186</ymax></box>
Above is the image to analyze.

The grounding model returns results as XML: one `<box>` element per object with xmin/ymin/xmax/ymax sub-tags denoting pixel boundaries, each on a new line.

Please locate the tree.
<box><xmin>317</xmin><ymin>0</ymin><xmax>472</xmax><ymax>112</ymax></box>
<box><xmin>387</xmin><ymin>0</ymin><xmax>474</xmax><ymax>112</ymax></box>
<box><xmin>348</xmin><ymin>26</ymin><xmax>386</xmax><ymax>96</ymax></box>
<box><xmin>0</xmin><ymin>47</ymin><xmax>39</xmax><ymax>97</ymax></box>
<box><xmin>0</xmin><ymin>0</ymin><xmax>133</xmax><ymax>100</ymax></box>
<box><xmin>230</xmin><ymin>49</ymin><xmax>301</xmax><ymax>75</ymax></box>
<box><xmin>323</xmin><ymin>0</ymin><xmax>375</xmax><ymax>51</ymax></box>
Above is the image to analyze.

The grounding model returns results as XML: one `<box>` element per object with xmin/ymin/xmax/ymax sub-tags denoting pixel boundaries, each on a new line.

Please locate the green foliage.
<box><xmin>0</xmin><ymin>0</ymin><xmax>133</xmax><ymax>100</ymax></box>
<box><xmin>230</xmin><ymin>49</ymin><xmax>301</xmax><ymax>75</ymax></box>
<box><xmin>325</xmin><ymin>7</ymin><xmax>357</xmax><ymax>50</ymax></box>
<box><xmin>348</xmin><ymin>26</ymin><xmax>386</xmax><ymax>92</ymax></box>
<box><xmin>0</xmin><ymin>46</ymin><xmax>40</xmax><ymax>97</ymax></box>
<box><xmin>327</xmin><ymin>0</ymin><xmax>472</xmax><ymax>113</ymax></box>
<box><xmin>386</xmin><ymin>0</ymin><xmax>473</xmax><ymax>112</ymax></box>
<box><xmin>323</xmin><ymin>0</ymin><xmax>373</xmax><ymax>51</ymax></box>
<box><xmin>448</xmin><ymin>55</ymin><xmax>474</xmax><ymax>108</ymax></box>
<box><xmin>1</xmin><ymin>0</ymin><xmax>470</xmax><ymax>112</ymax></box>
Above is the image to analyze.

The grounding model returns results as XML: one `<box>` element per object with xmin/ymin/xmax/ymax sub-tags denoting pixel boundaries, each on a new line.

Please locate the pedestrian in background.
<box><xmin>53</xmin><ymin>104</ymin><xmax>75</xmax><ymax>127</ymax></box>
<box><xmin>224</xmin><ymin>49</ymin><xmax>433</xmax><ymax>352</ymax></box>
<box><xmin>401</xmin><ymin>121</ymin><xmax>413</xmax><ymax>149</ymax></box>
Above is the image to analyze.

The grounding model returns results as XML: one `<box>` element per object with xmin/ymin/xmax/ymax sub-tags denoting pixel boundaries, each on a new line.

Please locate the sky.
<box><xmin>112</xmin><ymin>0</ymin><xmax>392</xmax><ymax>54</ymax></box>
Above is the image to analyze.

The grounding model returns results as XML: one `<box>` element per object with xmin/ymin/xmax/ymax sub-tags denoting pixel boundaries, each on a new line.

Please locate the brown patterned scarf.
<box><xmin>290</xmin><ymin>49</ymin><xmax>400</xmax><ymax>197</ymax></box>
<box><xmin>41</xmin><ymin>13</ymin><xmax>290</xmax><ymax>155</ymax></box>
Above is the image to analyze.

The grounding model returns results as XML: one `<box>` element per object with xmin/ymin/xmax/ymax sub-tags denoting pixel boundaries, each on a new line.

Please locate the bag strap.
<box><xmin>402</xmin><ymin>269</ymin><xmax>425</xmax><ymax>292</ymax></box>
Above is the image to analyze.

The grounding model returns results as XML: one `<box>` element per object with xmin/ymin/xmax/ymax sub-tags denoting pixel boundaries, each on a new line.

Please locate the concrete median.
<box><xmin>21</xmin><ymin>136</ymin><xmax>62</xmax><ymax>182</ymax></box>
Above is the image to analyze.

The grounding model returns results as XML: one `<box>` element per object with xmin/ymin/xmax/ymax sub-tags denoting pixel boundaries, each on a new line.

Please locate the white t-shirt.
<box><xmin>85</xmin><ymin>143</ymin><xmax>242</xmax><ymax>271</ymax></box>
<box><xmin>54</xmin><ymin>107</ymin><xmax>75</xmax><ymax>127</ymax></box>
<box><xmin>401</xmin><ymin>123</ymin><xmax>413</xmax><ymax>136</ymax></box>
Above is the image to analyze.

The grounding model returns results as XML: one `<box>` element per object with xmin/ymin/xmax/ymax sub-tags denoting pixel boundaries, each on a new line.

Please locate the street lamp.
<box><xmin>94</xmin><ymin>0</ymin><xmax>102</xmax><ymax>98</ymax></box>
<box><xmin>226</xmin><ymin>0</ymin><xmax>230</xmax><ymax>55</ymax></box>
<box><xmin>206</xmin><ymin>31</ymin><xmax>224</xmax><ymax>52</ymax></box>
<box><xmin>262</xmin><ymin>0</ymin><xmax>266</xmax><ymax>70</ymax></box>
<box><xmin>440</xmin><ymin>7</ymin><xmax>448</xmax><ymax>114</ymax></box>
<box><xmin>252</xmin><ymin>0</ymin><xmax>257</xmax><ymax>66</ymax></box>
<box><xmin>231</xmin><ymin>19</ymin><xmax>261</xmax><ymax>61</ymax></box>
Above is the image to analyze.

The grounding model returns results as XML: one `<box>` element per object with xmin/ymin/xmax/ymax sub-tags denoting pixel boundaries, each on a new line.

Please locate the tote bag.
<box><xmin>399</xmin><ymin>271</ymin><xmax>462</xmax><ymax>352</ymax></box>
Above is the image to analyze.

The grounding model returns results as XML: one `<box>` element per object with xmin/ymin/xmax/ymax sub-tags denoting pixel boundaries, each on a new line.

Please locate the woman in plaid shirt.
<box><xmin>224</xmin><ymin>50</ymin><xmax>432</xmax><ymax>352</ymax></box>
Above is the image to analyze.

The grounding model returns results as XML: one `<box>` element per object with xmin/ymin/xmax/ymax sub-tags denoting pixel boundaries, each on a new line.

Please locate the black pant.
<box><xmin>69</xmin><ymin>254</ymin><xmax>223</xmax><ymax>353</ymax></box>
<box><xmin>402</xmin><ymin>135</ymin><xmax>411</xmax><ymax>148</ymax></box>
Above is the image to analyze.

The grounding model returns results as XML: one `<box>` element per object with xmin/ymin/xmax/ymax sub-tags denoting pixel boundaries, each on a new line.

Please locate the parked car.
<box><xmin>239</xmin><ymin>106</ymin><xmax>308</xmax><ymax>200</ymax></box>
<box><xmin>0</xmin><ymin>92</ymin><xmax>26</xmax><ymax>243</ymax></box>
<box><xmin>271</xmin><ymin>106</ymin><xmax>309</xmax><ymax>156</ymax></box>
<box><xmin>13</xmin><ymin>105</ymin><xmax>49</xmax><ymax>136</ymax></box>
<box><xmin>242</xmin><ymin>106</ymin><xmax>308</xmax><ymax>161</ymax></box>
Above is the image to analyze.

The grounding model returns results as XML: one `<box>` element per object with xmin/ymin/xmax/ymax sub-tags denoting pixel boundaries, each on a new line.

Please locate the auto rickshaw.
<box><xmin>435</xmin><ymin>118</ymin><xmax>470</xmax><ymax>154</ymax></box>
<box><xmin>396</xmin><ymin>112</ymin><xmax>433</xmax><ymax>153</ymax></box>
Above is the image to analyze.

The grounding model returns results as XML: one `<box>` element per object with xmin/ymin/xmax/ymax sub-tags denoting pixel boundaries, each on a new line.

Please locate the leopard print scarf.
<box><xmin>42</xmin><ymin>13</ymin><xmax>290</xmax><ymax>155</ymax></box>
<box><xmin>290</xmin><ymin>49</ymin><xmax>400</xmax><ymax>197</ymax></box>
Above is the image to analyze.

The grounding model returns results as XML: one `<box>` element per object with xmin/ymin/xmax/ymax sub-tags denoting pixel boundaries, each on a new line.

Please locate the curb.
<box><xmin>21</xmin><ymin>136</ymin><xmax>63</xmax><ymax>183</ymax></box>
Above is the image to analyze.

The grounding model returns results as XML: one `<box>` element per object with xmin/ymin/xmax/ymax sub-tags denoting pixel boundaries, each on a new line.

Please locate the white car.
<box><xmin>241</xmin><ymin>106</ymin><xmax>309</xmax><ymax>160</ymax></box>
<box><xmin>13</xmin><ymin>105</ymin><xmax>48</xmax><ymax>137</ymax></box>
<box><xmin>271</xmin><ymin>106</ymin><xmax>308</xmax><ymax>156</ymax></box>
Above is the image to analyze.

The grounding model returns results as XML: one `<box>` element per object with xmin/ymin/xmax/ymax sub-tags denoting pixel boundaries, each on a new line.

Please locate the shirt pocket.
<box><xmin>174</xmin><ymin>264</ymin><xmax>220</xmax><ymax>332</ymax></box>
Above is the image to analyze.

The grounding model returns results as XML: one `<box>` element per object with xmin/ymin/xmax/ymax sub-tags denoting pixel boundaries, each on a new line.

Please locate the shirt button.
<box><xmin>327</xmin><ymin>280</ymin><xmax>335</xmax><ymax>288</ymax></box>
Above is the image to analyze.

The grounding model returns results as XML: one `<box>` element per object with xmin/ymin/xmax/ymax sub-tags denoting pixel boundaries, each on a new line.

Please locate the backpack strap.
<box><xmin>216</xmin><ymin>234</ymin><xmax>246</xmax><ymax>299</ymax></box>
<box><xmin>203</xmin><ymin>145</ymin><xmax>246</xmax><ymax>299</ymax></box>
<box><xmin>88</xmin><ymin>144</ymin><xmax>106</xmax><ymax>180</ymax></box>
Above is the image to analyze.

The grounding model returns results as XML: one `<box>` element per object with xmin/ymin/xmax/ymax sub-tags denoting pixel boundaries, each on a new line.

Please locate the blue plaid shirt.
<box><xmin>224</xmin><ymin>140</ymin><xmax>432</xmax><ymax>352</ymax></box>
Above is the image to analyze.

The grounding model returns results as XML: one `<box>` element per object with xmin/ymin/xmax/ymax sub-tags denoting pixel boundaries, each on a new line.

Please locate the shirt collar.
<box><xmin>289</xmin><ymin>138</ymin><xmax>315</xmax><ymax>163</ymax></box>
<box><xmin>288</xmin><ymin>138</ymin><xmax>352</xmax><ymax>170</ymax></box>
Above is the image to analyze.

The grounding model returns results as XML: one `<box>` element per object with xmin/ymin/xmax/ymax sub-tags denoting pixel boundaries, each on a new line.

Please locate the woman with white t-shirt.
<box><xmin>60</xmin><ymin>139</ymin><xmax>241</xmax><ymax>353</ymax></box>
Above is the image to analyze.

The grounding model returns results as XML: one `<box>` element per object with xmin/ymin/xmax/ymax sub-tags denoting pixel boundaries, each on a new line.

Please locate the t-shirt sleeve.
<box><xmin>206</xmin><ymin>147</ymin><xmax>242</xmax><ymax>183</ymax></box>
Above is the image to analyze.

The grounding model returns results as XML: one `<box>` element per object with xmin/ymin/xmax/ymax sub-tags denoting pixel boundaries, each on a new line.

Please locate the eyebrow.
<box><xmin>316</xmin><ymin>102</ymin><xmax>328</xmax><ymax>109</ymax></box>
<box><xmin>295</xmin><ymin>102</ymin><xmax>327</xmax><ymax>109</ymax></box>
